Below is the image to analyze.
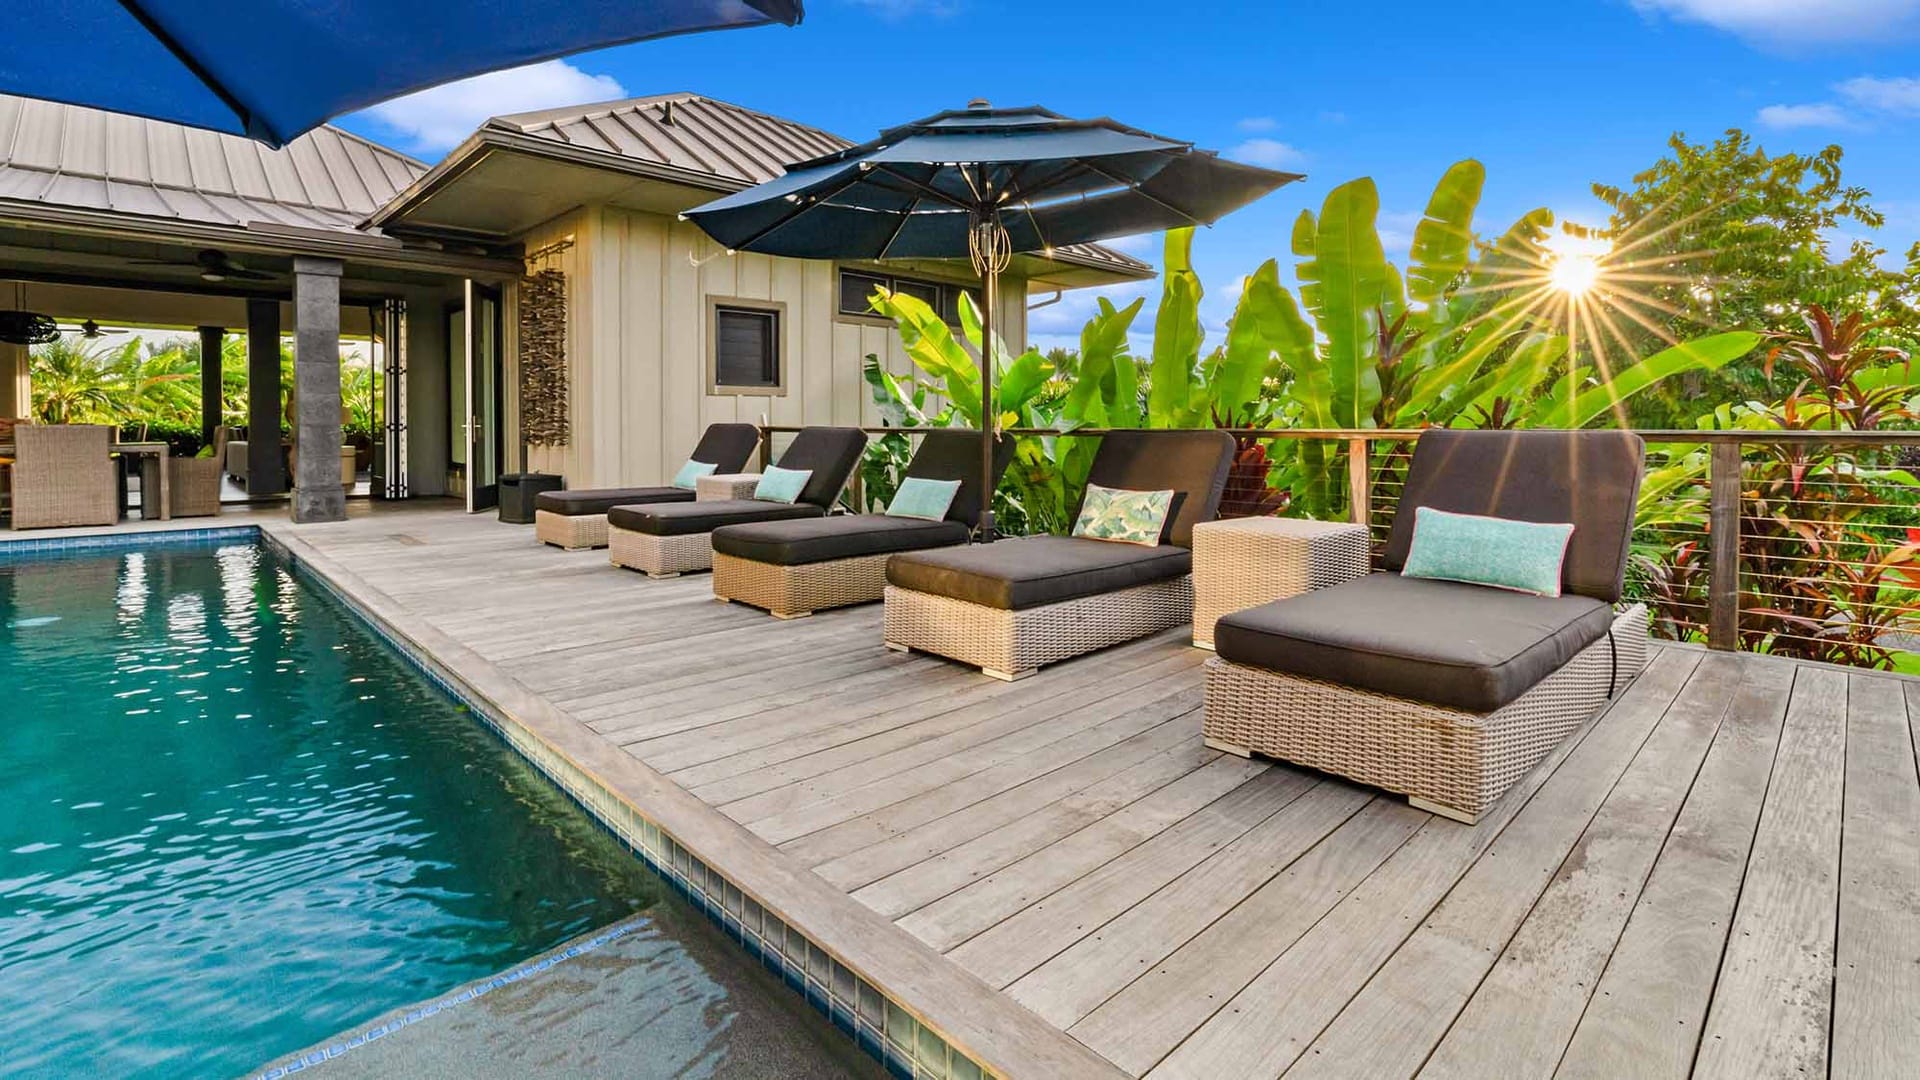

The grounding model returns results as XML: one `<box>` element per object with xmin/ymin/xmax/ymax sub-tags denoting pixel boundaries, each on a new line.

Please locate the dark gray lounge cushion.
<box><xmin>608</xmin><ymin>499</ymin><xmax>822</xmax><ymax>536</ymax></box>
<box><xmin>1381</xmin><ymin>429</ymin><xmax>1645</xmax><ymax>603</ymax></box>
<box><xmin>773</xmin><ymin>427</ymin><xmax>870</xmax><ymax>509</ymax></box>
<box><xmin>536</xmin><ymin>486</ymin><xmax>691</xmax><ymax>516</ymax></box>
<box><xmin>1072</xmin><ymin>430</ymin><xmax>1236</xmax><ymax>548</ymax></box>
<box><xmin>688</xmin><ymin>422</ymin><xmax>762</xmax><ymax>474</ymax></box>
<box><xmin>887</xmin><ymin>534</ymin><xmax>1192</xmax><ymax>611</ymax></box>
<box><xmin>713</xmin><ymin>514</ymin><xmax>969</xmax><ymax>565</ymax></box>
<box><xmin>902</xmin><ymin>430</ymin><xmax>1016</xmax><ymax>527</ymax></box>
<box><xmin>1213</xmin><ymin>573</ymin><xmax>1615</xmax><ymax>713</ymax></box>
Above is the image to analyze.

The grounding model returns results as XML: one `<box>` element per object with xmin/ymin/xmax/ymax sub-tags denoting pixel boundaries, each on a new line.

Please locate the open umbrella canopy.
<box><xmin>686</xmin><ymin>102</ymin><xmax>1300</xmax><ymax>539</ymax></box>
<box><xmin>683</xmin><ymin>103</ymin><xmax>1300</xmax><ymax>260</ymax></box>
<box><xmin>0</xmin><ymin>0</ymin><xmax>803</xmax><ymax>147</ymax></box>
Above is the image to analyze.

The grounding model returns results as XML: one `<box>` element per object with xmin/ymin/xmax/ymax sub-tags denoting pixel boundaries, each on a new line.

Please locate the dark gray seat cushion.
<box><xmin>887</xmin><ymin>534</ymin><xmax>1192</xmax><ymax>611</ymax></box>
<box><xmin>899</xmin><ymin>429</ymin><xmax>1016</xmax><ymax>527</ymax></box>
<box><xmin>608</xmin><ymin>499</ymin><xmax>823</xmax><ymax>536</ymax></box>
<box><xmin>687</xmin><ymin>422</ymin><xmax>762</xmax><ymax>474</ymax></box>
<box><xmin>772</xmin><ymin>427</ymin><xmax>869</xmax><ymax>509</ymax></box>
<box><xmin>713</xmin><ymin>514</ymin><xmax>969</xmax><ymax>565</ymax></box>
<box><xmin>1075</xmin><ymin>430</ymin><xmax>1236</xmax><ymax>548</ymax></box>
<box><xmin>1381</xmin><ymin>429</ymin><xmax>1645</xmax><ymax>602</ymax></box>
<box><xmin>1214</xmin><ymin>573</ymin><xmax>1615</xmax><ymax>713</ymax></box>
<box><xmin>536</xmin><ymin>486</ymin><xmax>692</xmax><ymax>516</ymax></box>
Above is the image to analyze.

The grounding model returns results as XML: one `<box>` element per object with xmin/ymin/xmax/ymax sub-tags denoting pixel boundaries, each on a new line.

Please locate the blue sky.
<box><xmin>335</xmin><ymin>0</ymin><xmax>1920</xmax><ymax>351</ymax></box>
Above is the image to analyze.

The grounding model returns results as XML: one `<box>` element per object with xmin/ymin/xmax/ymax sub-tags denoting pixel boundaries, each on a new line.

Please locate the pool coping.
<box><xmin>249</xmin><ymin>521</ymin><xmax>1126</xmax><ymax>1080</ymax></box>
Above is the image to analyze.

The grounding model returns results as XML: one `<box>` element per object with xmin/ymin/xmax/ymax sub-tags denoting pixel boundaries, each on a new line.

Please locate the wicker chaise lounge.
<box><xmin>709</xmin><ymin>430</ymin><xmax>1013</xmax><ymax>618</ymax></box>
<box><xmin>1203</xmin><ymin>429</ymin><xmax>1652</xmax><ymax>825</ymax></box>
<box><xmin>607</xmin><ymin>426</ymin><xmax>867</xmax><ymax>578</ymax></box>
<box><xmin>883</xmin><ymin>429</ymin><xmax>1235</xmax><ymax>681</ymax></box>
<box><xmin>534</xmin><ymin>422</ymin><xmax>759</xmax><ymax>550</ymax></box>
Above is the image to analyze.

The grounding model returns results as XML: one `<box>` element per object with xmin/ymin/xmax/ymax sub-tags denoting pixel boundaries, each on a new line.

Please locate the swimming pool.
<box><xmin>0</xmin><ymin>537</ymin><xmax>876</xmax><ymax>1078</ymax></box>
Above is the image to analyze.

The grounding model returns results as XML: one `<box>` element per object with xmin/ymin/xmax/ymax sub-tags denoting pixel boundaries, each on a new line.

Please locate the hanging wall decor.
<box><xmin>519</xmin><ymin>267</ymin><xmax>570</xmax><ymax>446</ymax></box>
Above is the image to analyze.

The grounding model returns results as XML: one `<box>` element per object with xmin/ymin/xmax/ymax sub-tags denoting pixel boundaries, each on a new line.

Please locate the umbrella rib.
<box><xmin>870</xmin><ymin>164</ymin><xmax>980</xmax><ymax>213</ymax></box>
<box><xmin>722</xmin><ymin>167</ymin><xmax>873</xmax><ymax>253</ymax></box>
<box><xmin>1081</xmin><ymin>157</ymin><xmax>1205</xmax><ymax>226</ymax></box>
<box><xmin>116</xmin><ymin>0</ymin><xmax>274</xmax><ymax>143</ymax></box>
<box><xmin>875</xmin><ymin>198</ymin><xmax>921</xmax><ymax>261</ymax></box>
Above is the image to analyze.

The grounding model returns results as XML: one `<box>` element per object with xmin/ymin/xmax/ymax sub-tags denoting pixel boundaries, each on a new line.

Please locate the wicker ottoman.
<box><xmin>610</xmin><ymin>528</ymin><xmax>716</xmax><ymax>577</ymax></box>
<box><xmin>535</xmin><ymin>509</ymin><xmax>610</xmax><ymax>550</ymax></box>
<box><xmin>883</xmin><ymin>576</ymin><xmax>1194</xmax><ymax>682</ymax></box>
<box><xmin>696</xmin><ymin>474</ymin><xmax>762</xmax><ymax>501</ymax></box>
<box><xmin>1191</xmin><ymin>517</ymin><xmax>1371</xmax><ymax>648</ymax></box>
<box><xmin>713</xmin><ymin>550</ymin><xmax>895</xmax><ymax>619</ymax></box>
<box><xmin>1203</xmin><ymin>604</ymin><xmax>1650</xmax><ymax>824</ymax></box>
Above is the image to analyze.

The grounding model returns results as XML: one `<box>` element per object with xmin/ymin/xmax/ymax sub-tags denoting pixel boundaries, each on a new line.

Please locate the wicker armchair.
<box><xmin>10</xmin><ymin>424</ymin><xmax>118</xmax><ymax>530</ymax></box>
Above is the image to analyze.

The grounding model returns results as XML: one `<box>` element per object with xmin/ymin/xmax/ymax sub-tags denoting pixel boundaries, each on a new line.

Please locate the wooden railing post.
<box><xmin>758</xmin><ymin>426</ymin><xmax>774</xmax><ymax>472</ymax></box>
<box><xmin>1708</xmin><ymin>440</ymin><xmax>1741</xmax><ymax>650</ymax></box>
<box><xmin>1347</xmin><ymin>436</ymin><xmax>1371</xmax><ymax>529</ymax></box>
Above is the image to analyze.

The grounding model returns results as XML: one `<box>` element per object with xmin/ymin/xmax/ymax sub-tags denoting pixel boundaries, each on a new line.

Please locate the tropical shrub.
<box><xmin>1630</xmin><ymin>305</ymin><xmax>1920</xmax><ymax>668</ymax></box>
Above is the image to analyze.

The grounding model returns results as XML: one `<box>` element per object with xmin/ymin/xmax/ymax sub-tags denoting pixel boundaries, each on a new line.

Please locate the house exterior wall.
<box><xmin>519</xmin><ymin>204</ymin><xmax>1028</xmax><ymax>488</ymax></box>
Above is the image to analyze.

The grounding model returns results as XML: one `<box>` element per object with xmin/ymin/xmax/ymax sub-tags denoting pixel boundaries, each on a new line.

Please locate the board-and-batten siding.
<box><xmin>521</xmin><ymin>203</ymin><xmax>1027</xmax><ymax>489</ymax></box>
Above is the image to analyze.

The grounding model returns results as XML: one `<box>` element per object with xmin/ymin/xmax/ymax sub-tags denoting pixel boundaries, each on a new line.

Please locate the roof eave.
<box><xmin>0</xmin><ymin>198</ymin><xmax>522</xmax><ymax>279</ymax></box>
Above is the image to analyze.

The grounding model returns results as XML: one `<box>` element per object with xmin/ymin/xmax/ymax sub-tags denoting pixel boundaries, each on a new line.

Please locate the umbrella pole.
<box><xmin>971</xmin><ymin>213</ymin><xmax>1011</xmax><ymax>543</ymax></box>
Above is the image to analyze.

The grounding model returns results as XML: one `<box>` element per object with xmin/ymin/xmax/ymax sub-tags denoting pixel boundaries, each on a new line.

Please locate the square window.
<box><xmin>839</xmin><ymin>271</ymin><xmax>891</xmax><ymax>317</ymax></box>
<box><xmin>712</xmin><ymin>305</ymin><xmax>781</xmax><ymax>390</ymax></box>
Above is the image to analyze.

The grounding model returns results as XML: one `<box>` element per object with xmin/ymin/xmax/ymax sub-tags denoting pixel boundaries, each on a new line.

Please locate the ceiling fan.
<box><xmin>57</xmin><ymin>319</ymin><xmax>135</xmax><ymax>339</ymax></box>
<box><xmin>129</xmin><ymin>248</ymin><xmax>276</xmax><ymax>283</ymax></box>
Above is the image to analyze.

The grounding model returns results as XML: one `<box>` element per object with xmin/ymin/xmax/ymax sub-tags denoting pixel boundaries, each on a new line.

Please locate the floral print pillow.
<box><xmin>1072</xmin><ymin>484</ymin><xmax>1175</xmax><ymax>546</ymax></box>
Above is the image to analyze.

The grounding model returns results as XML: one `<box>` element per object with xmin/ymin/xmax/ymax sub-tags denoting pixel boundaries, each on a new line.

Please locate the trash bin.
<box><xmin>499</xmin><ymin>473</ymin><xmax>563</xmax><ymax>524</ymax></box>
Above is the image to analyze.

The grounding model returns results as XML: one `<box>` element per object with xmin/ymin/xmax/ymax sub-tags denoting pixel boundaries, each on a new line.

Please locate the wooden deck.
<box><xmin>265</xmin><ymin>504</ymin><xmax>1918</xmax><ymax>1080</ymax></box>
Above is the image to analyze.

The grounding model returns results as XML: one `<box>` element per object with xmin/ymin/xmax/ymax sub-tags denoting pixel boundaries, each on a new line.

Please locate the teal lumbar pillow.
<box><xmin>1401</xmin><ymin>506</ymin><xmax>1574</xmax><ymax>597</ymax></box>
<box><xmin>672</xmin><ymin>459</ymin><xmax>718</xmax><ymax>490</ymax></box>
<box><xmin>1072</xmin><ymin>483</ymin><xmax>1175</xmax><ymax>546</ymax></box>
<box><xmin>754</xmin><ymin>465</ymin><xmax>813</xmax><ymax>504</ymax></box>
<box><xmin>886</xmin><ymin>477</ymin><xmax>962</xmax><ymax>521</ymax></box>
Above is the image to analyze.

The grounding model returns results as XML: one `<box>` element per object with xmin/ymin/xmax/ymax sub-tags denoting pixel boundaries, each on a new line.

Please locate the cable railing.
<box><xmin>758</xmin><ymin>424</ymin><xmax>1920</xmax><ymax>673</ymax></box>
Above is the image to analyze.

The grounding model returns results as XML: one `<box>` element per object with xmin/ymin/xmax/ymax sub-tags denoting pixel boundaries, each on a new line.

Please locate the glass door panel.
<box><xmin>464</xmin><ymin>281</ymin><xmax>503</xmax><ymax>512</ymax></box>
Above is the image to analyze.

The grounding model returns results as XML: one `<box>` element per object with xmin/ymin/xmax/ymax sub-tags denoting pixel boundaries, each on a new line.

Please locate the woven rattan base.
<box><xmin>882</xmin><ymin>576</ymin><xmax>1194</xmax><ymax>681</ymax></box>
<box><xmin>1202</xmin><ymin>604</ymin><xmax>1650</xmax><ymax>824</ymax></box>
<box><xmin>712</xmin><ymin>550</ymin><xmax>905</xmax><ymax>618</ymax></box>
<box><xmin>609</xmin><ymin>526</ymin><xmax>713</xmax><ymax>577</ymax></box>
<box><xmin>536</xmin><ymin>510</ymin><xmax>608</xmax><ymax>550</ymax></box>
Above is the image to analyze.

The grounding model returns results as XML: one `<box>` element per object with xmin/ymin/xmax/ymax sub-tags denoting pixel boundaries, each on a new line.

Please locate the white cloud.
<box><xmin>839</xmin><ymin>0</ymin><xmax>962</xmax><ymax>19</ymax></box>
<box><xmin>1632</xmin><ymin>0</ymin><xmax>1920</xmax><ymax>45</ymax></box>
<box><xmin>1838</xmin><ymin>75</ymin><xmax>1920</xmax><ymax>112</ymax></box>
<box><xmin>1756</xmin><ymin>102</ymin><xmax>1859</xmax><ymax>129</ymax></box>
<box><xmin>1229</xmin><ymin>138</ymin><xmax>1309</xmax><ymax>169</ymax></box>
<box><xmin>1236</xmin><ymin>117</ymin><xmax>1279</xmax><ymax>133</ymax></box>
<box><xmin>361</xmin><ymin>60</ymin><xmax>626</xmax><ymax>154</ymax></box>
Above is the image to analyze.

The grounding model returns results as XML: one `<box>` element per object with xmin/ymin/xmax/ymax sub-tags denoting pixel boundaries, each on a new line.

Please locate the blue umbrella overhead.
<box><xmin>0</xmin><ymin>1</ymin><xmax>803</xmax><ymax>147</ymax></box>
<box><xmin>685</xmin><ymin>101</ymin><xmax>1301</xmax><ymax>537</ymax></box>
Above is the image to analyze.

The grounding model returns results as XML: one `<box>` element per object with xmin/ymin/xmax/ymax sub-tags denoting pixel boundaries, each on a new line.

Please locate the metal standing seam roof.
<box><xmin>484</xmin><ymin>93</ymin><xmax>1153</xmax><ymax>277</ymax></box>
<box><xmin>0</xmin><ymin>93</ymin><xmax>428</xmax><ymax>233</ymax></box>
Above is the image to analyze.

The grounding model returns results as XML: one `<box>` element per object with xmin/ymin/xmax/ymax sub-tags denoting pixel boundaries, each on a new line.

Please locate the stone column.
<box><xmin>198</xmin><ymin>325</ymin><xmax>224</xmax><ymax>445</ymax></box>
<box><xmin>291</xmin><ymin>256</ymin><xmax>345</xmax><ymax>523</ymax></box>
<box><xmin>245</xmin><ymin>298</ymin><xmax>284</xmax><ymax>496</ymax></box>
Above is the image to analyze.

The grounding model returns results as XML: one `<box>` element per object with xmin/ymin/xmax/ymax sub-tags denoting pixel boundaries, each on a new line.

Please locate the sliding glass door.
<box><xmin>463</xmin><ymin>281</ymin><xmax>504</xmax><ymax>513</ymax></box>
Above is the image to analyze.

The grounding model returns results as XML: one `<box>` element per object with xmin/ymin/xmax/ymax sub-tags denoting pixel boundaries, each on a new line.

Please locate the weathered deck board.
<box><xmin>209</xmin><ymin>505</ymin><xmax>1920</xmax><ymax>1080</ymax></box>
<box><xmin>1831</xmin><ymin>676</ymin><xmax>1920</xmax><ymax>1079</ymax></box>
<box><xmin>1692</xmin><ymin>664</ymin><xmax>1848</xmax><ymax>1079</ymax></box>
<box><xmin>1553</xmin><ymin>654</ymin><xmax>1795</xmax><ymax>1080</ymax></box>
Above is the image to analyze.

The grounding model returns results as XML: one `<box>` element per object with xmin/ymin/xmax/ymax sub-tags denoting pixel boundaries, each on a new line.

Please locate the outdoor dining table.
<box><xmin>0</xmin><ymin>439</ymin><xmax>171</xmax><ymax>521</ymax></box>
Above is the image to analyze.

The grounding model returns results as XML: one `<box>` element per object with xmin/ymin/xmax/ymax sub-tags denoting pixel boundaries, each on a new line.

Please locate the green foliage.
<box><xmin>1578</xmin><ymin>130</ymin><xmax>1920</xmax><ymax>426</ymax></box>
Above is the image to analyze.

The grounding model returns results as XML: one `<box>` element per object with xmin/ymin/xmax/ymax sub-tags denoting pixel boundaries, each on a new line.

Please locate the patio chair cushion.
<box><xmin>901</xmin><ymin>430</ymin><xmax>1016</xmax><ymax>527</ymax></box>
<box><xmin>688</xmin><ymin>423</ymin><xmax>762</xmax><ymax>474</ymax></box>
<box><xmin>1381</xmin><ymin>428</ymin><xmax>1645</xmax><ymax>603</ymax></box>
<box><xmin>773</xmin><ymin>427</ymin><xmax>869</xmax><ymax>509</ymax></box>
<box><xmin>1072</xmin><ymin>430</ymin><xmax>1236</xmax><ymax>548</ymax></box>
<box><xmin>1213</xmin><ymin>572</ymin><xmax>1616</xmax><ymax>713</ymax></box>
<box><xmin>536</xmin><ymin>486</ymin><xmax>693</xmax><ymax>516</ymax></box>
<box><xmin>608</xmin><ymin>499</ymin><xmax>823</xmax><ymax>536</ymax></box>
<box><xmin>886</xmin><ymin>533</ymin><xmax>1192</xmax><ymax>611</ymax></box>
<box><xmin>713</xmin><ymin>514</ymin><xmax>970</xmax><ymax>566</ymax></box>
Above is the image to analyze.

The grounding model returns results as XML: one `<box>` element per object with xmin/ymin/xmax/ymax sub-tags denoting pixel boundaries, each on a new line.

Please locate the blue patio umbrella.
<box><xmin>0</xmin><ymin>1</ymin><xmax>802</xmax><ymax>147</ymax></box>
<box><xmin>684</xmin><ymin>101</ymin><xmax>1301</xmax><ymax>537</ymax></box>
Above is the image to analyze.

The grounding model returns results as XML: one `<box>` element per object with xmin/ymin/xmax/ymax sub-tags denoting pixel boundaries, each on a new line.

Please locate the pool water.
<box><xmin>0</xmin><ymin>539</ymin><xmax>873</xmax><ymax>1079</ymax></box>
